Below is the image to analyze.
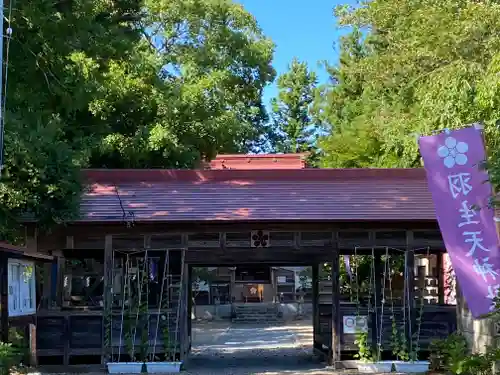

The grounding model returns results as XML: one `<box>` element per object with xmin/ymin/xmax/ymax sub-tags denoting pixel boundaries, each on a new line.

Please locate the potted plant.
<box><xmin>354</xmin><ymin>329</ymin><xmax>389</xmax><ymax>373</ymax></box>
<box><xmin>145</xmin><ymin>252</ymin><xmax>184</xmax><ymax>373</ymax></box>
<box><xmin>354</xmin><ymin>251</ymin><xmax>393</xmax><ymax>374</ymax></box>
<box><xmin>108</xmin><ymin>256</ymin><xmax>148</xmax><ymax>374</ymax></box>
<box><xmin>393</xmin><ymin>259</ymin><xmax>430</xmax><ymax>374</ymax></box>
<box><xmin>147</xmin><ymin>324</ymin><xmax>182</xmax><ymax>373</ymax></box>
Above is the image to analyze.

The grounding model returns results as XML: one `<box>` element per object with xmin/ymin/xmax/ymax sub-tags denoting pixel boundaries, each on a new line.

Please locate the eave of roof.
<box><xmin>82</xmin><ymin>167</ymin><xmax>427</xmax><ymax>183</ymax></box>
<box><xmin>0</xmin><ymin>242</ymin><xmax>53</xmax><ymax>261</ymax></box>
<box><xmin>79</xmin><ymin>168</ymin><xmax>435</xmax><ymax>223</ymax></box>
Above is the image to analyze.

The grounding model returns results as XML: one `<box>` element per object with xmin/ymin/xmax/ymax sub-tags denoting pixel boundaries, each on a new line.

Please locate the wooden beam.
<box><xmin>329</xmin><ymin>254</ymin><xmax>340</xmax><ymax>367</ymax></box>
<box><xmin>312</xmin><ymin>264</ymin><xmax>321</xmax><ymax>353</ymax></box>
<box><xmin>0</xmin><ymin>253</ymin><xmax>8</xmax><ymax>342</ymax></box>
<box><xmin>63</xmin><ymin>221</ymin><xmax>441</xmax><ymax>237</ymax></box>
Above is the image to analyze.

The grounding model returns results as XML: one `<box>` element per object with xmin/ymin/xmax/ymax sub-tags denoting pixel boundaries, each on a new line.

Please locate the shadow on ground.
<box><xmin>187</xmin><ymin>320</ymin><xmax>333</xmax><ymax>374</ymax></box>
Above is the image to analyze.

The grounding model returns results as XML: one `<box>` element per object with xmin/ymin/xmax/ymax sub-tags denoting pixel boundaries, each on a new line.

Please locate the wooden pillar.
<box><xmin>27</xmin><ymin>322</ymin><xmax>37</xmax><ymax>366</ymax></box>
<box><xmin>230</xmin><ymin>268</ymin><xmax>236</xmax><ymax>303</ymax></box>
<box><xmin>371</xmin><ymin>254</ymin><xmax>383</xmax><ymax>358</ymax></box>
<box><xmin>0</xmin><ymin>253</ymin><xmax>8</xmax><ymax>343</ymax></box>
<box><xmin>270</xmin><ymin>267</ymin><xmax>276</xmax><ymax>303</ymax></box>
<box><xmin>41</xmin><ymin>262</ymin><xmax>52</xmax><ymax>309</ymax></box>
<box><xmin>436</xmin><ymin>252</ymin><xmax>445</xmax><ymax>304</ymax></box>
<box><xmin>187</xmin><ymin>265</ymin><xmax>192</xmax><ymax>352</ymax></box>
<box><xmin>312</xmin><ymin>264</ymin><xmax>321</xmax><ymax>352</ymax></box>
<box><xmin>102</xmin><ymin>234</ymin><xmax>113</xmax><ymax>365</ymax></box>
<box><xmin>54</xmin><ymin>250</ymin><xmax>65</xmax><ymax>308</ymax></box>
<box><xmin>329</xmin><ymin>254</ymin><xmax>340</xmax><ymax>367</ymax></box>
<box><xmin>61</xmin><ymin>236</ymin><xmax>74</xmax><ymax>308</ymax></box>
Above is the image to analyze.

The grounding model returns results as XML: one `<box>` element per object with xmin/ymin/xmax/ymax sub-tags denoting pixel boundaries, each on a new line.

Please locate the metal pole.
<box><xmin>473</xmin><ymin>121</ymin><xmax>500</xmax><ymax>374</ymax></box>
<box><xmin>0</xmin><ymin>0</ymin><xmax>5</xmax><ymax>173</ymax></box>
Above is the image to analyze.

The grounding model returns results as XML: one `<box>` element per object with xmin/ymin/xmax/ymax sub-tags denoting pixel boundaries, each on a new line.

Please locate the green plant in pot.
<box><xmin>138</xmin><ymin>261</ymin><xmax>150</xmax><ymax>365</ymax></box>
<box><xmin>390</xmin><ymin>314</ymin><xmax>409</xmax><ymax>362</ymax></box>
<box><xmin>162</xmin><ymin>324</ymin><xmax>174</xmax><ymax>362</ymax></box>
<box><xmin>354</xmin><ymin>330</ymin><xmax>373</xmax><ymax>363</ymax></box>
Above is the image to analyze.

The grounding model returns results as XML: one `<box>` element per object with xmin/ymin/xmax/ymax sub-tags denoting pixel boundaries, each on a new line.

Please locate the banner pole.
<box><xmin>473</xmin><ymin>122</ymin><xmax>500</xmax><ymax>374</ymax></box>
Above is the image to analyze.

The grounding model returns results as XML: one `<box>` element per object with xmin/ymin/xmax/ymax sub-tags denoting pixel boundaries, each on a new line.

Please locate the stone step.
<box><xmin>232</xmin><ymin>318</ymin><xmax>282</xmax><ymax>323</ymax></box>
<box><xmin>235</xmin><ymin>314</ymin><xmax>279</xmax><ymax>318</ymax></box>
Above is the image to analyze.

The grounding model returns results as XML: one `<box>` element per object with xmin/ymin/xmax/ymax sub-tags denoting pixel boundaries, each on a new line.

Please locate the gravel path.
<box><xmin>186</xmin><ymin>320</ymin><xmax>337</xmax><ymax>374</ymax></box>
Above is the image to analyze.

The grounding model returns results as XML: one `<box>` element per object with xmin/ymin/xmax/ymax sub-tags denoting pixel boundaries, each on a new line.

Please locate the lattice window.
<box><xmin>270</xmin><ymin>232</ymin><xmax>295</xmax><ymax>247</ymax></box>
<box><xmin>226</xmin><ymin>232</ymin><xmax>251</xmax><ymax>247</ymax></box>
<box><xmin>300</xmin><ymin>232</ymin><xmax>333</xmax><ymax>247</ymax></box>
<box><xmin>188</xmin><ymin>233</ymin><xmax>220</xmax><ymax>248</ymax></box>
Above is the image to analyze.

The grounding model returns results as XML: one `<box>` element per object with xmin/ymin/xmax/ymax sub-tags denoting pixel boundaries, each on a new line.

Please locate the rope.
<box><xmin>118</xmin><ymin>254</ymin><xmax>130</xmax><ymax>361</ymax></box>
<box><xmin>370</xmin><ymin>247</ymin><xmax>380</xmax><ymax>361</ymax></box>
<box><xmin>110</xmin><ymin>249</ymin><xmax>116</xmax><ymax>360</ymax></box>
<box><xmin>388</xmin><ymin>251</ymin><xmax>395</xmax><ymax>338</ymax></box>
<box><xmin>173</xmin><ymin>249</ymin><xmax>186</xmax><ymax>360</ymax></box>
<box><xmin>0</xmin><ymin>0</ymin><xmax>14</xmax><ymax>173</ymax></box>
<box><xmin>378</xmin><ymin>247</ymin><xmax>389</xmax><ymax>357</ymax></box>
<box><xmin>132</xmin><ymin>251</ymin><xmax>148</xmax><ymax>359</ymax></box>
<box><xmin>404</xmin><ymin>250</ymin><xmax>411</xmax><ymax>356</ymax></box>
<box><xmin>412</xmin><ymin>247</ymin><xmax>430</xmax><ymax>359</ymax></box>
<box><xmin>354</xmin><ymin>247</ymin><xmax>359</xmax><ymax>317</ymax></box>
<box><xmin>151</xmin><ymin>251</ymin><xmax>169</xmax><ymax>360</ymax></box>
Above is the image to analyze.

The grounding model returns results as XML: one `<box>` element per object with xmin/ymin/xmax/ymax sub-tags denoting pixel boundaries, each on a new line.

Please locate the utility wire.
<box><xmin>0</xmin><ymin>0</ymin><xmax>14</xmax><ymax>174</ymax></box>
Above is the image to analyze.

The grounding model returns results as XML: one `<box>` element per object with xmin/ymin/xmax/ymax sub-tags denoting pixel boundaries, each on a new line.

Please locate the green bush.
<box><xmin>429</xmin><ymin>332</ymin><xmax>468</xmax><ymax>372</ymax></box>
<box><xmin>455</xmin><ymin>347</ymin><xmax>500</xmax><ymax>375</ymax></box>
<box><xmin>0</xmin><ymin>342</ymin><xmax>20</xmax><ymax>375</ymax></box>
<box><xmin>430</xmin><ymin>332</ymin><xmax>500</xmax><ymax>375</ymax></box>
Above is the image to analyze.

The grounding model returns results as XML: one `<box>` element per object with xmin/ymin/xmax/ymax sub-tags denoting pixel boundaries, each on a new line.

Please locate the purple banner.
<box><xmin>419</xmin><ymin>127</ymin><xmax>500</xmax><ymax>317</ymax></box>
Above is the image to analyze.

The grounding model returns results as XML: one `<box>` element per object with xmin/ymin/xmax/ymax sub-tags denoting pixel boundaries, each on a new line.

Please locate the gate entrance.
<box><xmin>32</xmin><ymin>167</ymin><xmax>457</xmax><ymax>370</ymax></box>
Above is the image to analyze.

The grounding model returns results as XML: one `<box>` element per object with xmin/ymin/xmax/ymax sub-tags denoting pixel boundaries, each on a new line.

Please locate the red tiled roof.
<box><xmin>79</xmin><ymin>168</ymin><xmax>436</xmax><ymax>223</ymax></box>
<box><xmin>206</xmin><ymin>153</ymin><xmax>308</xmax><ymax>170</ymax></box>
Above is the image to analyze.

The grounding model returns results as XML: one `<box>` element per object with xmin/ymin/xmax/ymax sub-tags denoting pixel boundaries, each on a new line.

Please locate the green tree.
<box><xmin>128</xmin><ymin>0</ymin><xmax>276</xmax><ymax>165</ymax></box>
<box><xmin>316</xmin><ymin>0</ymin><xmax>500</xmax><ymax>176</ymax></box>
<box><xmin>1</xmin><ymin>0</ymin><xmax>146</xmax><ymax>238</ymax></box>
<box><xmin>270</xmin><ymin>58</ymin><xmax>319</xmax><ymax>160</ymax></box>
<box><xmin>1</xmin><ymin>0</ymin><xmax>276</xmax><ymax>238</ymax></box>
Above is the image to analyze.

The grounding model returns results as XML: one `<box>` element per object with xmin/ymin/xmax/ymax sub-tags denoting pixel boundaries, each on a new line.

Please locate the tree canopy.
<box><xmin>315</xmin><ymin>0</ymin><xmax>500</xmax><ymax>181</ymax></box>
<box><xmin>270</xmin><ymin>58</ymin><xmax>319</xmax><ymax>158</ymax></box>
<box><xmin>1</xmin><ymin>0</ymin><xmax>275</xmax><ymax>237</ymax></box>
<box><xmin>7</xmin><ymin>0</ymin><xmax>500</xmax><ymax>237</ymax></box>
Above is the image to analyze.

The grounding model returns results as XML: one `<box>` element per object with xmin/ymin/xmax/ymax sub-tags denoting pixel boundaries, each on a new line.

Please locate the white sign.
<box><xmin>277</xmin><ymin>276</ymin><xmax>287</xmax><ymax>284</ymax></box>
<box><xmin>343</xmin><ymin>315</ymin><xmax>368</xmax><ymax>334</ymax></box>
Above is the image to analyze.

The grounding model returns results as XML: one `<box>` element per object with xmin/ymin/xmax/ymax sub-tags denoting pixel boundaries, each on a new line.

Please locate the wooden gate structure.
<box><xmin>27</xmin><ymin>167</ymin><xmax>457</xmax><ymax>367</ymax></box>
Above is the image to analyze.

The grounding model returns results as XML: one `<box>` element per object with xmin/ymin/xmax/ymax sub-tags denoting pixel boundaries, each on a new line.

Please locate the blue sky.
<box><xmin>237</xmin><ymin>0</ymin><xmax>351</xmax><ymax>105</ymax></box>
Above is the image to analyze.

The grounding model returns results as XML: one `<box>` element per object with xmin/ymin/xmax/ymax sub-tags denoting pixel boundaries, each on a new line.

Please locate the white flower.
<box><xmin>437</xmin><ymin>136</ymin><xmax>468</xmax><ymax>168</ymax></box>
